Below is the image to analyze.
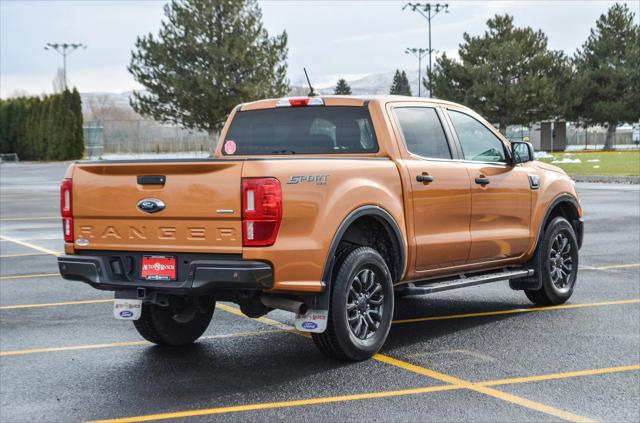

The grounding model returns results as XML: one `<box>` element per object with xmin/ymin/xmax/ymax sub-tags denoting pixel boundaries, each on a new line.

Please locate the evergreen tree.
<box><xmin>70</xmin><ymin>88</ymin><xmax>85</xmax><ymax>159</ymax></box>
<box><xmin>428</xmin><ymin>14</ymin><xmax>570</xmax><ymax>133</ymax></box>
<box><xmin>129</xmin><ymin>0</ymin><xmax>289</xmax><ymax>135</ymax></box>
<box><xmin>390</xmin><ymin>70</ymin><xmax>412</xmax><ymax>96</ymax></box>
<box><xmin>573</xmin><ymin>3</ymin><xmax>640</xmax><ymax>150</ymax></box>
<box><xmin>334</xmin><ymin>78</ymin><xmax>352</xmax><ymax>95</ymax></box>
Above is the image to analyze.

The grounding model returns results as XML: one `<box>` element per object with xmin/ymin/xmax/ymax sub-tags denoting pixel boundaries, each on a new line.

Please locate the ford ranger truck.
<box><xmin>58</xmin><ymin>96</ymin><xmax>583</xmax><ymax>361</ymax></box>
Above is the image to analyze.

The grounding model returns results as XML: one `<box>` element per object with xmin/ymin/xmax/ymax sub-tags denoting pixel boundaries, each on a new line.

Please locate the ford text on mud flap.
<box><xmin>58</xmin><ymin>95</ymin><xmax>583</xmax><ymax>361</ymax></box>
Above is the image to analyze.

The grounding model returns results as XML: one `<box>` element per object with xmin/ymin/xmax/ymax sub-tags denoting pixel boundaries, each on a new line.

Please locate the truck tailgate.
<box><xmin>71</xmin><ymin>161</ymin><xmax>243</xmax><ymax>254</ymax></box>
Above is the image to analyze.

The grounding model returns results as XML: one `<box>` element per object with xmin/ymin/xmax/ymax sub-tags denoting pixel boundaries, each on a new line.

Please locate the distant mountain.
<box><xmin>318</xmin><ymin>70</ymin><xmax>428</xmax><ymax>96</ymax></box>
<box><xmin>79</xmin><ymin>69</ymin><xmax>430</xmax><ymax>118</ymax></box>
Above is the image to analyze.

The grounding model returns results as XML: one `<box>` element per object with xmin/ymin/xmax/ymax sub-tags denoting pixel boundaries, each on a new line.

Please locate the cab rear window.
<box><xmin>223</xmin><ymin>107</ymin><xmax>378</xmax><ymax>155</ymax></box>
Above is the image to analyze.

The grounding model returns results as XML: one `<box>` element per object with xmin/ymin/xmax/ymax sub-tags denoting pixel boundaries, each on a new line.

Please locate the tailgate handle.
<box><xmin>137</xmin><ymin>175</ymin><xmax>166</xmax><ymax>185</ymax></box>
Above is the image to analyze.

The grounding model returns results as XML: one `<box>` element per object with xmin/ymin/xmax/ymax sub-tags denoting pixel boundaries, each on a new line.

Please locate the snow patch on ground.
<box><xmin>535</xmin><ymin>151</ymin><xmax>554</xmax><ymax>159</ymax></box>
<box><xmin>587</xmin><ymin>159</ymin><xmax>600</xmax><ymax>162</ymax></box>
<box><xmin>593</xmin><ymin>165</ymin><xmax>600</xmax><ymax>169</ymax></box>
<box><xmin>551</xmin><ymin>158</ymin><xmax>582</xmax><ymax>164</ymax></box>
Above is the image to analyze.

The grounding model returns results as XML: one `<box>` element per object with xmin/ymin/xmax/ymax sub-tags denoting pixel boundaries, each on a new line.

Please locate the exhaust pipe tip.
<box><xmin>260</xmin><ymin>294</ymin><xmax>306</xmax><ymax>315</ymax></box>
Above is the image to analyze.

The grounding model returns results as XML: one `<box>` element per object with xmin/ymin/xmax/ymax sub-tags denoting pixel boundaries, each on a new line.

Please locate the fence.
<box><xmin>83</xmin><ymin>120</ymin><xmax>215</xmax><ymax>159</ymax></box>
<box><xmin>506</xmin><ymin>122</ymin><xmax>639</xmax><ymax>151</ymax></box>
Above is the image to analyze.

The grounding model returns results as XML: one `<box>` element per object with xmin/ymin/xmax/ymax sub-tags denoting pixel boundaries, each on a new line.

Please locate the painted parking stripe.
<box><xmin>0</xmin><ymin>299</ymin><xmax>113</xmax><ymax>310</ymax></box>
<box><xmin>480</xmin><ymin>364</ymin><xmax>640</xmax><ymax>387</ymax></box>
<box><xmin>0</xmin><ymin>216</ymin><xmax>58</xmax><ymax>221</ymax></box>
<box><xmin>88</xmin><ymin>385</ymin><xmax>461</xmax><ymax>423</ymax></box>
<box><xmin>0</xmin><ymin>273</ymin><xmax>59</xmax><ymax>280</ymax></box>
<box><xmin>0</xmin><ymin>330</ymin><xmax>290</xmax><ymax>357</ymax></box>
<box><xmin>392</xmin><ymin>299</ymin><xmax>640</xmax><ymax>325</ymax></box>
<box><xmin>87</xmin><ymin>364</ymin><xmax>640</xmax><ymax>423</ymax></box>
<box><xmin>0</xmin><ymin>234</ymin><xmax>61</xmax><ymax>256</ymax></box>
<box><xmin>0</xmin><ymin>252</ymin><xmax>62</xmax><ymax>258</ymax></box>
<box><xmin>213</xmin><ymin>306</ymin><xmax>594</xmax><ymax>422</ymax></box>
<box><xmin>373</xmin><ymin>355</ymin><xmax>594</xmax><ymax>423</ymax></box>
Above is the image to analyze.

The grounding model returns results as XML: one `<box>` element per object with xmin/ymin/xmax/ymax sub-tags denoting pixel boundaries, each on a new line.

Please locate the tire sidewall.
<box><xmin>331</xmin><ymin>247</ymin><xmax>394</xmax><ymax>360</ymax></box>
<box><xmin>539</xmin><ymin>217</ymin><xmax>579</xmax><ymax>303</ymax></box>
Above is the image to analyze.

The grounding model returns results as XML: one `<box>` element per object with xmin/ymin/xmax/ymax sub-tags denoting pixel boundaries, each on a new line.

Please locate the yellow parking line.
<box><xmin>392</xmin><ymin>299</ymin><xmax>640</xmax><ymax>325</ymax></box>
<box><xmin>88</xmin><ymin>385</ymin><xmax>461</xmax><ymax>423</ymax></box>
<box><xmin>480</xmin><ymin>364</ymin><xmax>640</xmax><ymax>387</ymax></box>
<box><xmin>0</xmin><ymin>273</ymin><xmax>59</xmax><ymax>280</ymax></box>
<box><xmin>594</xmin><ymin>263</ymin><xmax>640</xmax><ymax>270</ymax></box>
<box><xmin>0</xmin><ymin>252</ymin><xmax>62</xmax><ymax>258</ymax></box>
<box><xmin>0</xmin><ymin>234</ymin><xmax>61</xmax><ymax>256</ymax></box>
<box><xmin>86</xmin><ymin>364</ymin><xmax>640</xmax><ymax>423</ymax></box>
<box><xmin>0</xmin><ymin>216</ymin><xmax>58</xmax><ymax>221</ymax></box>
<box><xmin>373</xmin><ymin>355</ymin><xmax>594</xmax><ymax>423</ymax></box>
<box><xmin>0</xmin><ymin>299</ymin><xmax>113</xmax><ymax>310</ymax></box>
<box><xmin>0</xmin><ymin>330</ymin><xmax>289</xmax><ymax>357</ymax></box>
<box><xmin>214</xmin><ymin>305</ymin><xmax>594</xmax><ymax>422</ymax></box>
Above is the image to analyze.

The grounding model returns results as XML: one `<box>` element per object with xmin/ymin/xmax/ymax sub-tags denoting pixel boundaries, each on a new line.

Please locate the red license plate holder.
<box><xmin>141</xmin><ymin>255</ymin><xmax>177</xmax><ymax>281</ymax></box>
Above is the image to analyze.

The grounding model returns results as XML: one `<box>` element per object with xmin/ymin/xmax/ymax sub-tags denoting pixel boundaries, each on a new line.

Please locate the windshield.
<box><xmin>222</xmin><ymin>106</ymin><xmax>378</xmax><ymax>155</ymax></box>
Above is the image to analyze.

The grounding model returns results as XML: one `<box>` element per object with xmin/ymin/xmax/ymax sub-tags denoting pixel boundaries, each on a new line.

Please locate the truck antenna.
<box><xmin>304</xmin><ymin>68</ymin><xmax>317</xmax><ymax>97</ymax></box>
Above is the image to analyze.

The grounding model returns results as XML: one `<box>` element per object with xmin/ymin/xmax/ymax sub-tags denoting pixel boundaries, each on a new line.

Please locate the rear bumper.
<box><xmin>57</xmin><ymin>255</ymin><xmax>272</xmax><ymax>295</ymax></box>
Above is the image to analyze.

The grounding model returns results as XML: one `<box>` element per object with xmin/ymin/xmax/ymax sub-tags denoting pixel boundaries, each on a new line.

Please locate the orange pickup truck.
<box><xmin>58</xmin><ymin>95</ymin><xmax>583</xmax><ymax>361</ymax></box>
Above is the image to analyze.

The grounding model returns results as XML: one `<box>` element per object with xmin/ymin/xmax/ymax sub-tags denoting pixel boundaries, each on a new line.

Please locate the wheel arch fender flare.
<box><xmin>533</xmin><ymin>193</ymin><xmax>582</xmax><ymax>254</ymax></box>
<box><xmin>310</xmin><ymin>205</ymin><xmax>406</xmax><ymax>311</ymax></box>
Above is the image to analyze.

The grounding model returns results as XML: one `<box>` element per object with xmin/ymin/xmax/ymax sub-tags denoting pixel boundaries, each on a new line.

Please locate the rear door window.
<box><xmin>394</xmin><ymin>107</ymin><xmax>452</xmax><ymax>159</ymax></box>
<box><xmin>224</xmin><ymin>107</ymin><xmax>378</xmax><ymax>155</ymax></box>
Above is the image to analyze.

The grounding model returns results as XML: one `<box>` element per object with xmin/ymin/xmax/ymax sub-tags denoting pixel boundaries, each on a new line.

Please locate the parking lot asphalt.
<box><xmin>1</xmin><ymin>162</ymin><xmax>638</xmax><ymax>423</ymax></box>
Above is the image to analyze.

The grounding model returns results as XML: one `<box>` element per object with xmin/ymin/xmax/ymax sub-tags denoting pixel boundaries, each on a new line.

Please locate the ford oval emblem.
<box><xmin>302</xmin><ymin>321</ymin><xmax>318</xmax><ymax>330</ymax></box>
<box><xmin>120</xmin><ymin>310</ymin><xmax>134</xmax><ymax>318</ymax></box>
<box><xmin>137</xmin><ymin>198</ymin><xmax>165</xmax><ymax>213</ymax></box>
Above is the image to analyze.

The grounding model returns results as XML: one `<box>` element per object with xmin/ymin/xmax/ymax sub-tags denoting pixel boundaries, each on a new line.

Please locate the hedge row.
<box><xmin>0</xmin><ymin>89</ymin><xmax>84</xmax><ymax>161</ymax></box>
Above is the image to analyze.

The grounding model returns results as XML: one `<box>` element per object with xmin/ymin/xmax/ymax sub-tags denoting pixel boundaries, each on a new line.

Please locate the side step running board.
<box><xmin>400</xmin><ymin>269</ymin><xmax>534</xmax><ymax>296</ymax></box>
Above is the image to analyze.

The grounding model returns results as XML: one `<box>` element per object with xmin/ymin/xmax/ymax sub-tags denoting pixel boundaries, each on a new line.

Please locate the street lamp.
<box><xmin>403</xmin><ymin>2</ymin><xmax>449</xmax><ymax>98</ymax></box>
<box><xmin>44</xmin><ymin>43</ymin><xmax>87</xmax><ymax>90</ymax></box>
<box><xmin>405</xmin><ymin>48</ymin><xmax>428</xmax><ymax>97</ymax></box>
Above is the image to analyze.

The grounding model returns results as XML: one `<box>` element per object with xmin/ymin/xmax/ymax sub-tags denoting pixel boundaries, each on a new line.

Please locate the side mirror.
<box><xmin>511</xmin><ymin>142</ymin><xmax>534</xmax><ymax>164</ymax></box>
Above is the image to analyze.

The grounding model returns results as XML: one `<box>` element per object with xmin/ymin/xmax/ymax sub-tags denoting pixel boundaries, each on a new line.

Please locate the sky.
<box><xmin>1</xmin><ymin>0</ymin><xmax>638</xmax><ymax>98</ymax></box>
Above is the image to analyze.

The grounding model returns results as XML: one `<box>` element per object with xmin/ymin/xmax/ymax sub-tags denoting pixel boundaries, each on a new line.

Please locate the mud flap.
<box><xmin>295</xmin><ymin>309</ymin><xmax>328</xmax><ymax>333</ymax></box>
<box><xmin>113</xmin><ymin>290</ymin><xmax>142</xmax><ymax>320</ymax></box>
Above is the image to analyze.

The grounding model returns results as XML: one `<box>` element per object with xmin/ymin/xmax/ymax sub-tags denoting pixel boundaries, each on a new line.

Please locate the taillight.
<box><xmin>242</xmin><ymin>177</ymin><xmax>282</xmax><ymax>247</ymax></box>
<box><xmin>60</xmin><ymin>178</ymin><xmax>73</xmax><ymax>242</ymax></box>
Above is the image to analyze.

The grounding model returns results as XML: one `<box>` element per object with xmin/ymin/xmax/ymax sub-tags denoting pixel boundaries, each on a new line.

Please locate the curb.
<box><xmin>571</xmin><ymin>174</ymin><xmax>640</xmax><ymax>184</ymax></box>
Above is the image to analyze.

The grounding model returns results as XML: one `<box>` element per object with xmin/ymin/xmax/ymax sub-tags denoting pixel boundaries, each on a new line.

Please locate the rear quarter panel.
<box><xmin>241</xmin><ymin>158</ymin><xmax>406</xmax><ymax>293</ymax></box>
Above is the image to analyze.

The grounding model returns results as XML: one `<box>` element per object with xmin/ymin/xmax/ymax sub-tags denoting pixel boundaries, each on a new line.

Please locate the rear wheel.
<box><xmin>525</xmin><ymin>216</ymin><xmax>579</xmax><ymax>305</ymax></box>
<box><xmin>133</xmin><ymin>296</ymin><xmax>214</xmax><ymax>346</ymax></box>
<box><xmin>312</xmin><ymin>247</ymin><xmax>394</xmax><ymax>361</ymax></box>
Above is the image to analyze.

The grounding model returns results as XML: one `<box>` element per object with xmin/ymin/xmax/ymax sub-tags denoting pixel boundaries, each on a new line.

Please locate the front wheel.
<box><xmin>133</xmin><ymin>296</ymin><xmax>214</xmax><ymax>346</ymax></box>
<box><xmin>525</xmin><ymin>216</ymin><xmax>579</xmax><ymax>305</ymax></box>
<box><xmin>312</xmin><ymin>247</ymin><xmax>394</xmax><ymax>361</ymax></box>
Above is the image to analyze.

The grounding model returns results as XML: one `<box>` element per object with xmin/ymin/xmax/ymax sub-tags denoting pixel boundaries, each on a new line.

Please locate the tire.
<box><xmin>312</xmin><ymin>247</ymin><xmax>394</xmax><ymax>361</ymax></box>
<box><xmin>133</xmin><ymin>297</ymin><xmax>215</xmax><ymax>346</ymax></box>
<box><xmin>525</xmin><ymin>216</ymin><xmax>579</xmax><ymax>306</ymax></box>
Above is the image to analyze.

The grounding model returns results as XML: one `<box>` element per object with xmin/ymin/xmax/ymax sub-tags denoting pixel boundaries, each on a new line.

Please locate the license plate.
<box><xmin>141</xmin><ymin>255</ymin><xmax>176</xmax><ymax>280</ymax></box>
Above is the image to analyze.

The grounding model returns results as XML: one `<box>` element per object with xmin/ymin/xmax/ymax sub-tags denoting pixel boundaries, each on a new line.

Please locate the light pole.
<box><xmin>44</xmin><ymin>43</ymin><xmax>87</xmax><ymax>90</ymax></box>
<box><xmin>405</xmin><ymin>48</ymin><xmax>428</xmax><ymax>97</ymax></box>
<box><xmin>403</xmin><ymin>2</ymin><xmax>449</xmax><ymax>98</ymax></box>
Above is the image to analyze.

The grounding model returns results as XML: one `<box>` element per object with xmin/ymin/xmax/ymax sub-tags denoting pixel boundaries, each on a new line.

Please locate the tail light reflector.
<box><xmin>60</xmin><ymin>178</ymin><xmax>74</xmax><ymax>242</ymax></box>
<box><xmin>242</xmin><ymin>177</ymin><xmax>282</xmax><ymax>247</ymax></box>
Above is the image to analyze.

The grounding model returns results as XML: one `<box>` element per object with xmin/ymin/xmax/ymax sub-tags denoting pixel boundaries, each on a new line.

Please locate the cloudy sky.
<box><xmin>1</xmin><ymin>0</ymin><xmax>638</xmax><ymax>97</ymax></box>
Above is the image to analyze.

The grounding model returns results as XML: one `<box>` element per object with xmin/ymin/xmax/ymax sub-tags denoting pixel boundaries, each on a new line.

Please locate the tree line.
<box><xmin>127</xmin><ymin>0</ymin><xmax>636</xmax><ymax>151</ymax></box>
<box><xmin>427</xmin><ymin>3</ymin><xmax>640</xmax><ymax>149</ymax></box>
<box><xmin>0</xmin><ymin>89</ymin><xmax>84</xmax><ymax>160</ymax></box>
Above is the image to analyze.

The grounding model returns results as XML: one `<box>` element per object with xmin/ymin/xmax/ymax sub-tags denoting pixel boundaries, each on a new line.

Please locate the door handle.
<box><xmin>416</xmin><ymin>174</ymin><xmax>435</xmax><ymax>183</ymax></box>
<box><xmin>475</xmin><ymin>177</ymin><xmax>490</xmax><ymax>185</ymax></box>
